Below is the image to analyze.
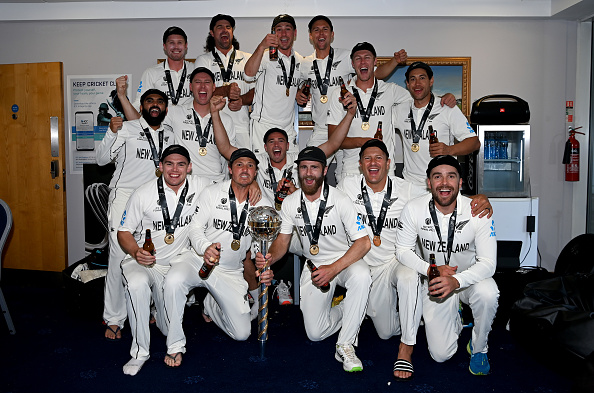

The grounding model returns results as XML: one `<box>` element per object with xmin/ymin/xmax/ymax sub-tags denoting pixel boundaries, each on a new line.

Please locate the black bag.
<box><xmin>510</xmin><ymin>273</ymin><xmax>594</xmax><ymax>359</ymax></box>
<box><xmin>470</xmin><ymin>94</ymin><xmax>530</xmax><ymax>125</ymax></box>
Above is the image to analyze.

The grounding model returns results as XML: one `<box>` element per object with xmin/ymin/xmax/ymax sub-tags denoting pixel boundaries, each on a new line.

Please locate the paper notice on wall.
<box><xmin>66</xmin><ymin>74</ymin><xmax>131</xmax><ymax>174</ymax></box>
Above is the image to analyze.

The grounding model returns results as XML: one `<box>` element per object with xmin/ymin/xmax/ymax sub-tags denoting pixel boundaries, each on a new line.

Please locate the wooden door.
<box><xmin>0</xmin><ymin>62</ymin><xmax>67</xmax><ymax>271</ymax></box>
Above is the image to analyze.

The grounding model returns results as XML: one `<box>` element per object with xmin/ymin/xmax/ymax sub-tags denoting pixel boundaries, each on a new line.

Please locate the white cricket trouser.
<box><xmin>235</xmin><ymin>130</ymin><xmax>251</xmax><ymax>150</ymax></box>
<box><xmin>250</xmin><ymin>119</ymin><xmax>298</xmax><ymax>155</ymax></box>
<box><xmin>121</xmin><ymin>260</ymin><xmax>170</xmax><ymax>361</ymax></box>
<box><xmin>423</xmin><ymin>277</ymin><xmax>499</xmax><ymax>362</ymax></box>
<box><xmin>367</xmin><ymin>258</ymin><xmax>423</xmax><ymax>343</ymax></box>
<box><xmin>103</xmin><ymin>188</ymin><xmax>133</xmax><ymax>328</ymax></box>
<box><xmin>394</xmin><ymin>262</ymin><xmax>423</xmax><ymax>345</ymax></box>
<box><xmin>300</xmin><ymin>258</ymin><xmax>371</xmax><ymax>346</ymax></box>
<box><xmin>164</xmin><ymin>252</ymin><xmax>250</xmax><ymax>355</ymax></box>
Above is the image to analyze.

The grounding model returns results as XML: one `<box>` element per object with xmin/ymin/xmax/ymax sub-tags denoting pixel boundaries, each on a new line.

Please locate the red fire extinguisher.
<box><xmin>562</xmin><ymin>126</ymin><xmax>584</xmax><ymax>181</ymax></box>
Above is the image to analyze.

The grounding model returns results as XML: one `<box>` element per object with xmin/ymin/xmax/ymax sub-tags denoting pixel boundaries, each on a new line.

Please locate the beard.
<box><xmin>430</xmin><ymin>187</ymin><xmax>458</xmax><ymax>210</ymax></box>
<box><xmin>299</xmin><ymin>173</ymin><xmax>324</xmax><ymax>196</ymax></box>
<box><xmin>142</xmin><ymin>106</ymin><xmax>167</xmax><ymax>127</ymax></box>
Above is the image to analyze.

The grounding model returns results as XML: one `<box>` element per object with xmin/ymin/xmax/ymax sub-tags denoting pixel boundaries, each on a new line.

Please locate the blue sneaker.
<box><xmin>468</xmin><ymin>339</ymin><xmax>490</xmax><ymax>375</ymax></box>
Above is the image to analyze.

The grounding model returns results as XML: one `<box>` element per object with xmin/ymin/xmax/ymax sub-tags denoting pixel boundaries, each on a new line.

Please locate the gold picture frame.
<box><xmin>376</xmin><ymin>56</ymin><xmax>471</xmax><ymax>117</ymax></box>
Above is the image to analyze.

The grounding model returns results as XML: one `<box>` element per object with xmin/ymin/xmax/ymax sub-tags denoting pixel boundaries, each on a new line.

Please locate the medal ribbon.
<box><xmin>212</xmin><ymin>49</ymin><xmax>236</xmax><ymax>83</ymax></box>
<box><xmin>351</xmin><ymin>79</ymin><xmax>378</xmax><ymax>125</ymax></box>
<box><xmin>142</xmin><ymin>126</ymin><xmax>164</xmax><ymax>170</ymax></box>
<box><xmin>428</xmin><ymin>199</ymin><xmax>457</xmax><ymax>266</ymax></box>
<box><xmin>300</xmin><ymin>182</ymin><xmax>329</xmax><ymax>250</ymax></box>
<box><xmin>267</xmin><ymin>162</ymin><xmax>290</xmax><ymax>193</ymax></box>
<box><xmin>278</xmin><ymin>55</ymin><xmax>296</xmax><ymax>93</ymax></box>
<box><xmin>312</xmin><ymin>47</ymin><xmax>334</xmax><ymax>97</ymax></box>
<box><xmin>192</xmin><ymin>111</ymin><xmax>213</xmax><ymax>148</ymax></box>
<box><xmin>164</xmin><ymin>63</ymin><xmax>187</xmax><ymax>105</ymax></box>
<box><xmin>360</xmin><ymin>177</ymin><xmax>392</xmax><ymax>239</ymax></box>
<box><xmin>409</xmin><ymin>93</ymin><xmax>435</xmax><ymax>144</ymax></box>
<box><xmin>157</xmin><ymin>176</ymin><xmax>189</xmax><ymax>238</ymax></box>
<box><xmin>228</xmin><ymin>185</ymin><xmax>250</xmax><ymax>243</ymax></box>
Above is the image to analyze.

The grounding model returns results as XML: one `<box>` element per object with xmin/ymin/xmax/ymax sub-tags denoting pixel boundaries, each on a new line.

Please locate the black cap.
<box><xmin>359</xmin><ymin>139</ymin><xmax>389</xmax><ymax>159</ymax></box>
<box><xmin>160</xmin><ymin>144</ymin><xmax>191</xmax><ymax>163</ymax></box>
<box><xmin>426</xmin><ymin>155</ymin><xmax>462</xmax><ymax>178</ymax></box>
<box><xmin>405</xmin><ymin>61</ymin><xmax>433</xmax><ymax>80</ymax></box>
<box><xmin>350</xmin><ymin>42</ymin><xmax>376</xmax><ymax>59</ymax></box>
<box><xmin>163</xmin><ymin>26</ymin><xmax>187</xmax><ymax>44</ymax></box>
<box><xmin>229</xmin><ymin>148</ymin><xmax>259</xmax><ymax>166</ymax></box>
<box><xmin>263</xmin><ymin>128</ymin><xmax>289</xmax><ymax>143</ymax></box>
<box><xmin>295</xmin><ymin>146</ymin><xmax>327</xmax><ymax>165</ymax></box>
<box><xmin>210</xmin><ymin>14</ymin><xmax>235</xmax><ymax>31</ymax></box>
<box><xmin>308</xmin><ymin>15</ymin><xmax>333</xmax><ymax>32</ymax></box>
<box><xmin>140</xmin><ymin>89</ymin><xmax>169</xmax><ymax>107</ymax></box>
<box><xmin>189</xmin><ymin>67</ymin><xmax>216</xmax><ymax>83</ymax></box>
<box><xmin>272</xmin><ymin>14</ymin><xmax>296</xmax><ymax>30</ymax></box>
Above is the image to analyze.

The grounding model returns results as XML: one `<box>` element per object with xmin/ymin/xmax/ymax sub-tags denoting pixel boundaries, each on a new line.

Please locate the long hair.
<box><xmin>204</xmin><ymin>35</ymin><xmax>240</xmax><ymax>53</ymax></box>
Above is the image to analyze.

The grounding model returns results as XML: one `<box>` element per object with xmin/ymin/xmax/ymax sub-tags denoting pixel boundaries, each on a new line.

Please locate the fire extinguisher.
<box><xmin>562</xmin><ymin>126</ymin><xmax>584</xmax><ymax>181</ymax></box>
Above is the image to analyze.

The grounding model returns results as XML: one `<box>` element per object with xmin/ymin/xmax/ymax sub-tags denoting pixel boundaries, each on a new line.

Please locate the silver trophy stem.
<box><xmin>257</xmin><ymin>239</ymin><xmax>269</xmax><ymax>359</ymax></box>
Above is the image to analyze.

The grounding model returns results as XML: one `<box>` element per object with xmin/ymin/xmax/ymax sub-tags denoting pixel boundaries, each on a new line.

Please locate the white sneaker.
<box><xmin>335</xmin><ymin>344</ymin><xmax>363</xmax><ymax>372</ymax></box>
<box><xmin>274</xmin><ymin>280</ymin><xmax>293</xmax><ymax>305</ymax></box>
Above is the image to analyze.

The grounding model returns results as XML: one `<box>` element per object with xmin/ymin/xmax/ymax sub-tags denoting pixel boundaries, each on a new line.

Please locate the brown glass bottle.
<box><xmin>143</xmin><ymin>229</ymin><xmax>155</xmax><ymax>256</ymax></box>
<box><xmin>301</xmin><ymin>78</ymin><xmax>311</xmax><ymax>98</ymax></box>
<box><xmin>374</xmin><ymin>121</ymin><xmax>383</xmax><ymax>140</ymax></box>
<box><xmin>199</xmin><ymin>246</ymin><xmax>219</xmax><ymax>279</ymax></box>
<box><xmin>428</xmin><ymin>253</ymin><xmax>441</xmax><ymax>297</ymax></box>
<box><xmin>429</xmin><ymin>126</ymin><xmax>439</xmax><ymax>144</ymax></box>
<box><xmin>306</xmin><ymin>259</ymin><xmax>330</xmax><ymax>292</ymax></box>
<box><xmin>339</xmin><ymin>76</ymin><xmax>349</xmax><ymax>99</ymax></box>
<box><xmin>269</xmin><ymin>29</ymin><xmax>278</xmax><ymax>61</ymax></box>
<box><xmin>274</xmin><ymin>171</ymin><xmax>293</xmax><ymax>210</ymax></box>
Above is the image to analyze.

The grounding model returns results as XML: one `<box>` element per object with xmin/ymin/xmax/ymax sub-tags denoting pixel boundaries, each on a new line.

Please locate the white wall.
<box><xmin>0</xmin><ymin>16</ymin><xmax>579</xmax><ymax>271</ymax></box>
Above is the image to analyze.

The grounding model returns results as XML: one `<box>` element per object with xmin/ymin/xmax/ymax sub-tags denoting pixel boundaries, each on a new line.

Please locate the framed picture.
<box><xmin>376</xmin><ymin>56</ymin><xmax>471</xmax><ymax>117</ymax></box>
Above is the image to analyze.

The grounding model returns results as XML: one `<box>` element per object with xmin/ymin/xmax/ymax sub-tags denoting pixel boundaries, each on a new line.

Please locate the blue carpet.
<box><xmin>0</xmin><ymin>269</ymin><xmax>578</xmax><ymax>392</ymax></box>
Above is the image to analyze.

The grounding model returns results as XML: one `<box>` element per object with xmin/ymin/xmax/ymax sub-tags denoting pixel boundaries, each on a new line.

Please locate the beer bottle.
<box><xmin>339</xmin><ymin>76</ymin><xmax>349</xmax><ymax>100</ymax></box>
<box><xmin>301</xmin><ymin>79</ymin><xmax>311</xmax><ymax>98</ymax></box>
<box><xmin>274</xmin><ymin>170</ymin><xmax>293</xmax><ymax>210</ymax></box>
<box><xmin>199</xmin><ymin>246</ymin><xmax>220</xmax><ymax>279</ymax></box>
<box><xmin>428</xmin><ymin>253</ymin><xmax>441</xmax><ymax>297</ymax></box>
<box><xmin>143</xmin><ymin>229</ymin><xmax>155</xmax><ymax>256</ymax></box>
<box><xmin>429</xmin><ymin>126</ymin><xmax>439</xmax><ymax>144</ymax></box>
<box><xmin>269</xmin><ymin>28</ymin><xmax>278</xmax><ymax>61</ymax></box>
<box><xmin>306</xmin><ymin>259</ymin><xmax>330</xmax><ymax>292</ymax></box>
<box><xmin>374</xmin><ymin>121</ymin><xmax>383</xmax><ymax>140</ymax></box>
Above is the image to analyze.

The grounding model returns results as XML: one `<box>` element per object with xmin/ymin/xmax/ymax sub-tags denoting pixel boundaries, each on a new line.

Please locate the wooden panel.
<box><xmin>0</xmin><ymin>62</ymin><xmax>67</xmax><ymax>271</ymax></box>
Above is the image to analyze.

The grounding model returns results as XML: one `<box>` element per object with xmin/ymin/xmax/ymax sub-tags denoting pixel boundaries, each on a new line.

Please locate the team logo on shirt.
<box><xmin>324</xmin><ymin>205</ymin><xmax>334</xmax><ymax>216</ymax></box>
<box><xmin>456</xmin><ymin>220</ymin><xmax>470</xmax><ymax>232</ymax></box>
<box><xmin>186</xmin><ymin>193</ymin><xmax>195</xmax><ymax>204</ymax></box>
<box><xmin>332</xmin><ymin>61</ymin><xmax>341</xmax><ymax>70</ymax></box>
<box><xmin>187</xmin><ymin>114</ymin><xmax>192</xmax><ymax>119</ymax></box>
<box><xmin>425</xmin><ymin>218</ymin><xmax>432</xmax><ymax>225</ymax></box>
<box><xmin>376</xmin><ymin>91</ymin><xmax>384</xmax><ymax>99</ymax></box>
<box><xmin>221</xmin><ymin>198</ymin><xmax>227</xmax><ymax>204</ymax></box>
<box><xmin>428</xmin><ymin>114</ymin><xmax>440</xmax><ymax>120</ymax></box>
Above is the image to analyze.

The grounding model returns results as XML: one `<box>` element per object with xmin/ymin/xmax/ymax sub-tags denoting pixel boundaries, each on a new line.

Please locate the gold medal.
<box><xmin>286</xmin><ymin>88</ymin><xmax>290</xmax><ymax>97</ymax></box>
<box><xmin>320</xmin><ymin>95</ymin><xmax>328</xmax><ymax>104</ymax></box>
<box><xmin>231</xmin><ymin>239</ymin><xmax>241</xmax><ymax>251</ymax></box>
<box><xmin>411</xmin><ymin>143</ymin><xmax>420</xmax><ymax>152</ymax></box>
<box><xmin>223</xmin><ymin>82</ymin><xmax>230</xmax><ymax>86</ymax></box>
<box><xmin>309</xmin><ymin>244</ymin><xmax>319</xmax><ymax>255</ymax></box>
<box><xmin>199</xmin><ymin>147</ymin><xmax>207</xmax><ymax>156</ymax></box>
<box><xmin>155</xmin><ymin>168</ymin><xmax>162</xmax><ymax>177</ymax></box>
<box><xmin>361</xmin><ymin>122</ymin><xmax>370</xmax><ymax>131</ymax></box>
<box><xmin>373</xmin><ymin>235</ymin><xmax>381</xmax><ymax>247</ymax></box>
<box><xmin>164</xmin><ymin>234</ymin><xmax>174</xmax><ymax>245</ymax></box>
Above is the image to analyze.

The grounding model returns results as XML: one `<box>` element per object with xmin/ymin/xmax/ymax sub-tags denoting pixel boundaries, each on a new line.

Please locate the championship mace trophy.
<box><xmin>248</xmin><ymin>206</ymin><xmax>282</xmax><ymax>359</ymax></box>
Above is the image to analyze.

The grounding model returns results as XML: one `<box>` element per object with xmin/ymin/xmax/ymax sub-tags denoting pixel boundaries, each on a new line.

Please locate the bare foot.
<box><xmin>394</xmin><ymin>342</ymin><xmax>414</xmax><ymax>380</ymax></box>
<box><xmin>105</xmin><ymin>325</ymin><xmax>122</xmax><ymax>341</ymax></box>
<box><xmin>164</xmin><ymin>352</ymin><xmax>182</xmax><ymax>368</ymax></box>
<box><xmin>202</xmin><ymin>312</ymin><xmax>212</xmax><ymax>323</ymax></box>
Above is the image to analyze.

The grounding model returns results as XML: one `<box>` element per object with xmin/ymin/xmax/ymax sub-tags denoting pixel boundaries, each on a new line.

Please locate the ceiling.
<box><xmin>1</xmin><ymin>0</ymin><xmax>593</xmax><ymax>22</ymax></box>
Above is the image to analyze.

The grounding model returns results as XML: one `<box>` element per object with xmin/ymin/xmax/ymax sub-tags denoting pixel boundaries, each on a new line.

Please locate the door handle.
<box><xmin>50</xmin><ymin>160</ymin><xmax>59</xmax><ymax>179</ymax></box>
